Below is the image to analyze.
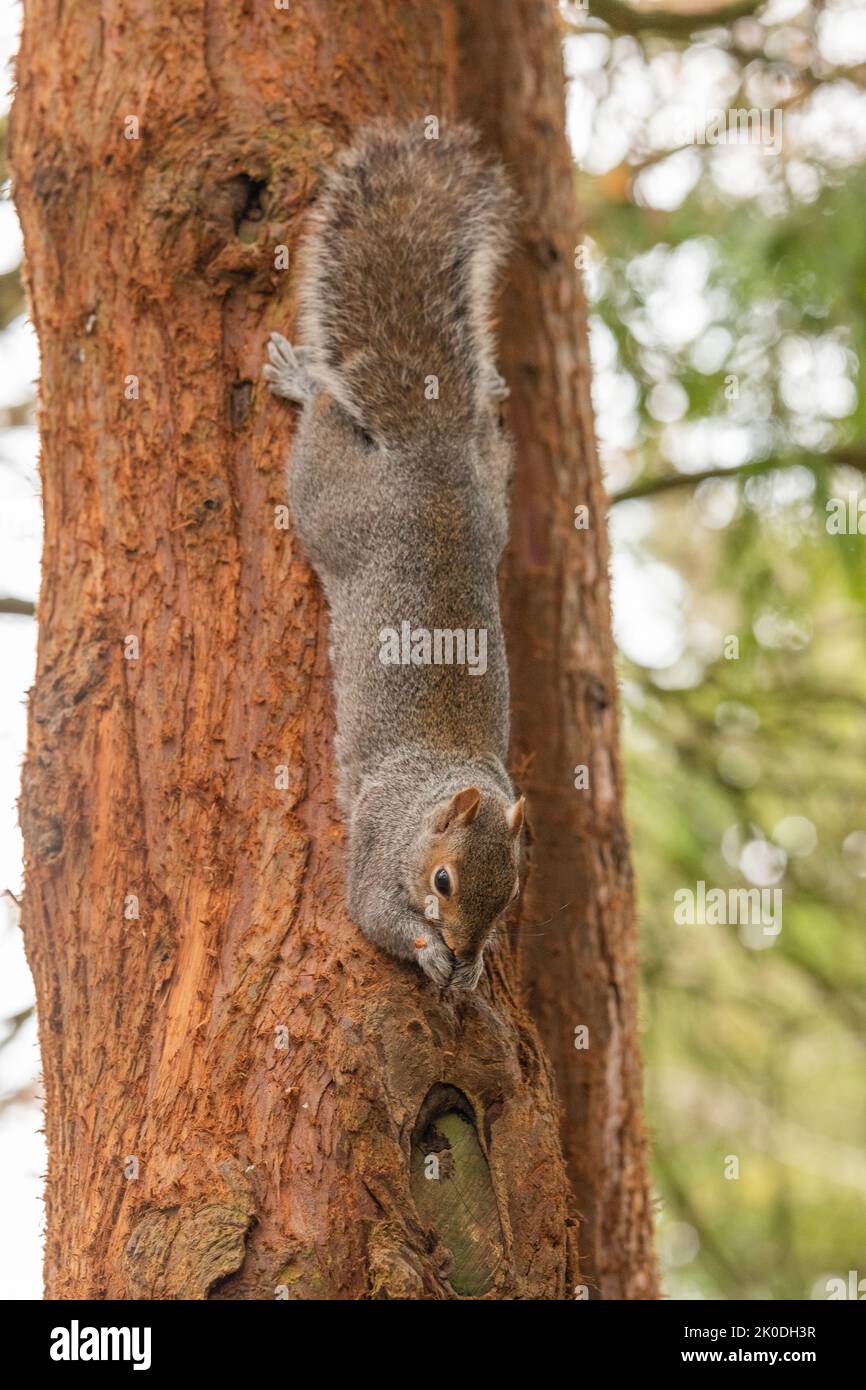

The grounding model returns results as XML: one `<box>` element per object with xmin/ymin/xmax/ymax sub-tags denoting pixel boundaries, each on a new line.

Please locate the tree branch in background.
<box><xmin>0</xmin><ymin>1006</ymin><xmax>34</xmax><ymax>1053</ymax></box>
<box><xmin>566</xmin><ymin>0</ymin><xmax>766</xmax><ymax>40</ymax></box>
<box><xmin>0</xmin><ymin>400</ymin><xmax>33</xmax><ymax>428</ymax></box>
<box><xmin>0</xmin><ymin>268</ymin><xmax>25</xmax><ymax>331</ymax></box>
<box><xmin>0</xmin><ymin>1080</ymin><xmax>40</xmax><ymax>1116</ymax></box>
<box><xmin>0</xmin><ymin>596</ymin><xmax>35</xmax><ymax>616</ymax></box>
<box><xmin>609</xmin><ymin>449</ymin><xmax>866</xmax><ymax>504</ymax></box>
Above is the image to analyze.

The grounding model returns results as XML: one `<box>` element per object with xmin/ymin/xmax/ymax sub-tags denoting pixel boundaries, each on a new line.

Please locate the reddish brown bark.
<box><xmin>453</xmin><ymin>0</ymin><xmax>658</xmax><ymax>1300</ymax></box>
<box><xmin>12</xmin><ymin>0</ymin><xmax>655</xmax><ymax>1299</ymax></box>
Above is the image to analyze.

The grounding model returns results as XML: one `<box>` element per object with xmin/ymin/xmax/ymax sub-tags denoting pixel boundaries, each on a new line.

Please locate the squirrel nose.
<box><xmin>440</xmin><ymin>929</ymin><xmax>470</xmax><ymax>962</ymax></box>
<box><xmin>448</xmin><ymin>937</ymin><xmax>481</xmax><ymax>963</ymax></box>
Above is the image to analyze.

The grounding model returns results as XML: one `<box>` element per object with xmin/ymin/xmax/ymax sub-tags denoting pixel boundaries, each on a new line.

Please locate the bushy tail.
<box><xmin>296</xmin><ymin>122</ymin><xmax>516</xmax><ymax>444</ymax></box>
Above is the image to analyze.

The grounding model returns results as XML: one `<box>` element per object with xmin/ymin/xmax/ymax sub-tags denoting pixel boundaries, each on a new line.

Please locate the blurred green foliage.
<box><xmin>570</xmin><ymin>0</ymin><xmax>866</xmax><ymax>1298</ymax></box>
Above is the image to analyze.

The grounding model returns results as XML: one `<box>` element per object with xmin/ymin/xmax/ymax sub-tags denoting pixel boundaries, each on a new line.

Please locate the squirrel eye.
<box><xmin>433</xmin><ymin>866</ymin><xmax>451</xmax><ymax>897</ymax></box>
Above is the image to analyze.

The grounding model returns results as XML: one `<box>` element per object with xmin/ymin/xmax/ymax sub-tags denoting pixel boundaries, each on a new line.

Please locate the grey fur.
<box><xmin>265</xmin><ymin>123</ymin><xmax>524</xmax><ymax>989</ymax></box>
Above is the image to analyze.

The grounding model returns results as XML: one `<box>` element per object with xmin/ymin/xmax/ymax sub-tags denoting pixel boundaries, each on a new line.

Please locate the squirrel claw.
<box><xmin>263</xmin><ymin>335</ymin><xmax>318</xmax><ymax>403</ymax></box>
<box><xmin>416</xmin><ymin>936</ymin><xmax>457</xmax><ymax>988</ymax></box>
<box><xmin>415</xmin><ymin>934</ymin><xmax>484</xmax><ymax>991</ymax></box>
<box><xmin>488</xmin><ymin>368</ymin><xmax>510</xmax><ymax>401</ymax></box>
<box><xmin>267</xmin><ymin>331</ymin><xmax>297</xmax><ymax>365</ymax></box>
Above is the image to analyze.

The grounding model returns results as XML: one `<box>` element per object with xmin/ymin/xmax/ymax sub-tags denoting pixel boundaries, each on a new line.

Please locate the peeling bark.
<box><xmin>12</xmin><ymin>0</ymin><xmax>655</xmax><ymax>1299</ymax></box>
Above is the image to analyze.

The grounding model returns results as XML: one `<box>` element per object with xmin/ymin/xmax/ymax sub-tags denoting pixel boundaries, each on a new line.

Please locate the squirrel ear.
<box><xmin>507</xmin><ymin>795</ymin><xmax>526</xmax><ymax>838</ymax></box>
<box><xmin>434</xmin><ymin>786</ymin><xmax>481</xmax><ymax>834</ymax></box>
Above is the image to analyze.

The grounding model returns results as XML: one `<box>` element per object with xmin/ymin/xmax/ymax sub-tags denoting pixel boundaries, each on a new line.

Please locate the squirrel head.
<box><xmin>412</xmin><ymin>786</ymin><xmax>525</xmax><ymax>962</ymax></box>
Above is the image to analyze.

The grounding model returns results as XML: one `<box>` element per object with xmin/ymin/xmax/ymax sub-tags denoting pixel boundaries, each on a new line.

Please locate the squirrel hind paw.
<box><xmin>262</xmin><ymin>335</ymin><xmax>319</xmax><ymax>403</ymax></box>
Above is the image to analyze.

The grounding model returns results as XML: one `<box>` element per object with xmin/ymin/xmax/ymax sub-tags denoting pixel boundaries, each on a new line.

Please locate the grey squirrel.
<box><xmin>264</xmin><ymin>123</ymin><xmax>525</xmax><ymax>989</ymax></box>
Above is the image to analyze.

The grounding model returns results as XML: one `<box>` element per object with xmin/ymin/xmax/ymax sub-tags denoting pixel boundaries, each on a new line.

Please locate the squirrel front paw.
<box><xmin>415</xmin><ymin>934</ymin><xmax>458</xmax><ymax>987</ymax></box>
<box><xmin>262</xmin><ymin>333</ymin><xmax>319</xmax><ymax>404</ymax></box>
<box><xmin>414</xmin><ymin>934</ymin><xmax>485</xmax><ymax>990</ymax></box>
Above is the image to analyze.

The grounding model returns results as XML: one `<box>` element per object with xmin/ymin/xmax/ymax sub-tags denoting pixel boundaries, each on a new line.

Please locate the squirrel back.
<box><xmin>296</xmin><ymin>123</ymin><xmax>515</xmax><ymax>444</ymax></box>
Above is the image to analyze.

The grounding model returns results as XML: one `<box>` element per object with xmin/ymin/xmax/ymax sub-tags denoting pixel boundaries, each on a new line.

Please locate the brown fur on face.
<box><xmin>412</xmin><ymin>787</ymin><xmax>524</xmax><ymax>960</ymax></box>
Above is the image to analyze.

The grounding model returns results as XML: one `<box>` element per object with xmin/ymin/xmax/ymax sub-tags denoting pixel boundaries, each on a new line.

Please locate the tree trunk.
<box><xmin>11</xmin><ymin>0</ymin><xmax>656</xmax><ymax>1299</ymax></box>
<box><xmin>453</xmin><ymin>0</ymin><xmax>658</xmax><ymax>1301</ymax></box>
